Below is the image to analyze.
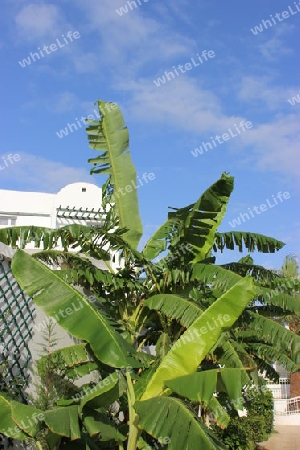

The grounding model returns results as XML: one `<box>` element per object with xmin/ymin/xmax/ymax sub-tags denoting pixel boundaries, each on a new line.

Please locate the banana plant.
<box><xmin>0</xmin><ymin>250</ymin><xmax>256</xmax><ymax>449</ymax></box>
<box><xmin>1</xmin><ymin>100</ymin><xmax>299</xmax><ymax>449</ymax></box>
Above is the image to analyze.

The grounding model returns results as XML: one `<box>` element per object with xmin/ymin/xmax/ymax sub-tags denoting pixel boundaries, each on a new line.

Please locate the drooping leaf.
<box><xmin>11</xmin><ymin>250</ymin><xmax>141</xmax><ymax>368</ymax></box>
<box><xmin>0</xmin><ymin>224</ymin><xmax>94</xmax><ymax>250</ymax></box>
<box><xmin>165</xmin><ymin>368</ymin><xmax>247</xmax><ymax>407</ymax></box>
<box><xmin>257</xmin><ymin>285</ymin><xmax>300</xmax><ymax>314</ymax></box>
<box><xmin>144</xmin><ymin>294</ymin><xmax>203</xmax><ymax>327</ymax></box>
<box><xmin>247</xmin><ymin>343</ymin><xmax>298</xmax><ymax>373</ymax></box>
<box><xmin>221</xmin><ymin>261</ymin><xmax>278</xmax><ymax>283</ymax></box>
<box><xmin>214</xmin><ymin>232</ymin><xmax>285</xmax><ymax>253</ymax></box>
<box><xmin>246</xmin><ymin>311</ymin><xmax>300</xmax><ymax>364</ymax></box>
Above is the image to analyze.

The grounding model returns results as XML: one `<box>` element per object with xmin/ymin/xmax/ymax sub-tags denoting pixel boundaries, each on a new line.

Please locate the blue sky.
<box><xmin>0</xmin><ymin>0</ymin><xmax>299</xmax><ymax>269</ymax></box>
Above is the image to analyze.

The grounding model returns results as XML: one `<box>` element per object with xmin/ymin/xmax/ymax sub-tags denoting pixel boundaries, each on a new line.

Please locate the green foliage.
<box><xmin>214</xmin><ymin>386</ymin><xmax>274</xmax><ymax>449</ymax></box>
<box><xmin>0</xmin><ymin>359</ymin><xmax>25</xmax><ymax>401</ymax></box>
<box><xmin>213</xmin><ymin>232</ymin><xmax>285</xmax><ymax>253</ymax></box>
<box><xmin>0</xmin><ymin>99</ymin><xmax>297</xmax><ymax>450</ymax></box>
<box><xmin>141</xmin><ymin>277</ymin><xmax>255</xmax><ymax>400</ymax></box>
<box><xmin>280</xmin><ymin>254</ymin><xmax>299</xmax><ymax>278</ymax></box>
<box><xmin>135</xmin><ymin>397</ymin><xmax>227</xmax><ymax>450</ymax></box>
<box><xmin>142</xmin><ymin>172</ymin><xmax>234</xmax><ymax>263</ymax></box>
<box><xmin>244</xmin><ymin>385</ymin><xmax>274</xmax><ymax>437</ymax></box>
<box><xmin>29</xmin><ymin>320</ymin><xmax>75</xmax><ymax>410</ymax></box>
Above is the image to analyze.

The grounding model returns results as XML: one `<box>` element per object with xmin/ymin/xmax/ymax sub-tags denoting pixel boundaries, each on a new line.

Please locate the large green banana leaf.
<box><xmin>78</xmin><ymin>373</ymin><xmax>121</xmax><ymax>412</ymax></box>
<box><xmin>191</xmin><ymin>263</ymin><xmax>241</xmax><ymax>292</ymax></box>
<box><xmin>11</xmin><ymin>250</ymin><xmax>141</xmax><ymax>368</ymax></box>
<box><xmin>141</xmin><ymin>277</ymin><xmax>255</xmax><ymax>400</ymax></box>
<box><xmin>165</xmin><ymin>368</ymin><xmax>248</xmax><ymax>407</ymax></box>
<box><xmin>141</xmin><ymin>221</ymin><xmax>176</xmax><ymax>260</ymax></box>
<box><xmin>135</xmin><ymin>396</ymin><xmax>227</xmax><ymax>450</ymax></box>
<box><xmin>142</xmin><ymin>172</ymin><xmax>234</xmax><ymax>261</ymax></box>
<box><xmin>86</xmin><ymin>100</ymin><xmax>143</xmax><ymax>249</ymax></box>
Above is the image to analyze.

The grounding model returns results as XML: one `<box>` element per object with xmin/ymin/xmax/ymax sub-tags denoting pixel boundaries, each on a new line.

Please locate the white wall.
<box><xmin>0</xmin><ymin>182</ymin><xmax>103</xmax><ymax>231</ymax></box>
<box><xmin>274</xmin><ymin>414</ymin><xmax>300</xmax><ymax>426</ymax></box>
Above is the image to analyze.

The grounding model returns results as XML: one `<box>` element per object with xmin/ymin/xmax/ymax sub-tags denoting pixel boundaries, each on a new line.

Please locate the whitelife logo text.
<box><xmin>0</xmin><ymin>153</ymin><xmax>21</xmax><ymax>171</ymax></box>
<box><xmin>191</xmin><ymin>121</ymin><xmax>253</xmax><ymax>157</ymax></box>
<box><xmin>228</xmin><ymin>191</ymin><xmax>291</xmax><ymax>228</ymax></box>
<box><xmin>116</xmin><ymin>0</ymin><xmax>150</xmax><ymax>16</ymax></box>
<box><xmin>153</xmin><ymin>50</ymin><xmax>215</xmax><ymax>87</ymax></box>
<box><xmin>288</xmin><ymin>90</ymin><xmax>300</xmax><ymax>105</ymax></box>
<box><xmin>250</xmin><ymin>2</ymin><xmax>300</xmax><ymax>35</ymax></box>
<box><xmin>18</xmin><ymin>31</ymin><xmax>81</xmax><ymax>68</ymax></box>
<box><xmin>55</xmin><ymin>102</ymin><xmax>118</xmax><ymax>139</ymax></box>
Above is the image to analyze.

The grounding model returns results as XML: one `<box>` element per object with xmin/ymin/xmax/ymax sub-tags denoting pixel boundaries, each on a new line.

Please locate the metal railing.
<box><xmin>274</xmin><ymin>396</ymin><xmax>300</xmax><ymax>415</ymax></box>
<box><xmin>266</xmin><ymin>377</ymin><xmax>290</xmax><ymax>399</ymax></box>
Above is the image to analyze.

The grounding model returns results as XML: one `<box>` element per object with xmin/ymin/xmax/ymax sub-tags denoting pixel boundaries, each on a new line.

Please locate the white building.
<box><xmin>0</xmin><ymin>182</ymin><xmax>113</xmax><ymax>397</ymax></box>
<box><xmin>0</xmin><ymin>182</ymin><xmax>104</xmax><ymax>230</ymax></box>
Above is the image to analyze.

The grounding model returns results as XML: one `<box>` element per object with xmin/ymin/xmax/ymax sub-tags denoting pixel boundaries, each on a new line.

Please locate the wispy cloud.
<box><xmin>71</xmin><ymin>52</ymin><xmax>99</xmax><ymax>73</ymax></box>
<box><xmin>73</xmin><ymin>0</ymin><xmax>195</xmax><ymax>77</ymax></box>
<box><xmin>10</xmin><ymin>0</ymin><xmax>299</xmax><ymax>186</ymax></box>
<box><xmin>0</xmin><ymin>153</ymin><xmax>92</xmax><ymax>192</ymax></box>
<box><xmin>121</xmin><ymin>77</ymin><xmax>245</xmax><ymax>134</ymax></box>
<box><xmin>238</xmin><ymin>76</ymin><xmax>299</xmax><ymax>110</ymax></box>
<box><xmin>258</xmin><ymin>23</ymin><xmax>295</xmax><ymax>61</ymax></box>
<box><xmin>50</xmin><ymin>92</ymin><xmax>82</xmax><ymax>113</ymax></box>
<box><xmin>239</xmin><ymin>114</ymin><xmax>300</xmax><ymax>179</ymax></box>
<box><xmin>14</xmin><ymin>4</ymin><xmax>65</xmax><ymax>41</ymax></box>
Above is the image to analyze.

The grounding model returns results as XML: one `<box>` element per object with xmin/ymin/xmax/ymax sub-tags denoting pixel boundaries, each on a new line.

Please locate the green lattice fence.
<box><xmin>0</xmin><ymin>258</ymin><xmax>35</xmax><ymax>388</ymax></box>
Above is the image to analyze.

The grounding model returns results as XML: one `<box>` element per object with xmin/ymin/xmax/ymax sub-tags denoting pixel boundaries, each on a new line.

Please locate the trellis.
<box><xmin>56</xmin><ymin>205</ymin><xmax>105</xmax><ymax>222</ymax></box>
<box><xmin>0</xmin><ymin>258</ymin><xmax>34</xmax><ymax>387</ymax></box>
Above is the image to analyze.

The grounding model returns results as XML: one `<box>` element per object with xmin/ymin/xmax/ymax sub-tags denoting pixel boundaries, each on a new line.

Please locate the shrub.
<box><xmin>214</xmin><ymin>385</ymin><xmax>274</xmax><ymax>449</ymax></box>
